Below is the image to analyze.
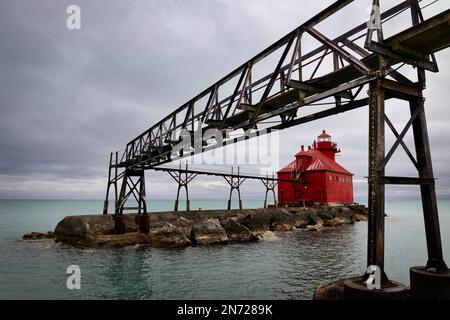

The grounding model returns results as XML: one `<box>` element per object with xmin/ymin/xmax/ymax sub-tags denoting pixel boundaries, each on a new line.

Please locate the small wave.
<box><xmin>36</xmin><ymin>240</ymin><xmax>57</xmax><ymax>249</ymax></box>
<box><xmin>258</xmin><ymin>231</ymin><xmax>279</xmax><ymax>241</ymax></box>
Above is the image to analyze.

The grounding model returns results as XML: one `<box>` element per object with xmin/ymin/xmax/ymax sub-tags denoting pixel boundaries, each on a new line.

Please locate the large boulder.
<box><xmin>23</xmin><ymin>231</ymin><xmax>54</xmax><ymax>240</ymax></box>
<box><xmin>54</xmin><ymin>214</ymin><xmax>141</xmax><ymax>246</ymax></box>
<box><xmin>307</xmin><ymin>212</ymin><xmax>325</xmax><ymax>231</ymax></box>
<box><xmin>352</xmin><ymin>214</ymin><xmax>368</xmax><ymax>222</ymax></box>
<box><xmin>270</xmin><ymin>211</ymin><xmax>296</xmax><ymax>231</ymax></box>
<box><xmin>191</xmin><ymin>219</ymin><xmax>228</xmax><ymax>245</ymax></box>
<box><xmin>54</xmin><ymin>214</ymin><xmax>139</xmax><ymax>240</ymax></box>
<box><xmin>351</xmin><ymin>205</ymin><xmax>369</xmax><ymax>216</ymax></box>
<box><xmin>323</xmin><ymin>217</ymin><xmax>342</xmax><ymax>227</ymax></box>
<box><xmin>332</xmin><ymin>207</ymin><xmax>353</xmax><ymax>218</ymax></box>
<box><xmin>331</xmin><ymin>207</ymin><xmax>354</xmax><ymax>225</ymax></box>
<box><xmin>55</xmin><ymin>215</ymin><xmax>115</xmax><ymax>240</ymax></box>
<box><xmin>172</xmin><ymin>216</ymin><xmax>194</xmax><ymax>238</ymax></box>
<box><xmin>291</xmin><ymin>212</ymin><xmax>310</xmax><ymax>228</ymax></box>
<box><xmin>149</xmin><ymin>222</ymin><xmax>191</xmax><ymax>248</ymax></box>
<box><xmin>308</xmin><ymin>212</ymin><xmax>325</xmax><ymax>226</ymax></box>
<box><xmin>311</xmin><ymin>207</ymin><xmax>357</xmax><ymax>227</ymax></box>
<box><xmin>220</xmin><ymin>219</ymin><xmax>258</xmax><ymax>243</ymax></box>
<box><xmin>238</xmin><ymin>212</ymin><xmax>272</xmax><ymax>235</ymax></box>
<box><xmin>317</xmin><ymin>208</ymin><xmax>334</xmax><ymax>220</ymax></box>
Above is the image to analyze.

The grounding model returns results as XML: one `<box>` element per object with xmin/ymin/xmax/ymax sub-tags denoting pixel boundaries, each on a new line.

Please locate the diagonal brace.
<box><xmin>382</xmin><ymin>109</ymin><xmax>420</xmax><ymax>171</ymax></box>
<box><xmin>306</xmin><ymin>26</ymin><xmax>371</xmax><ymax>75</ymax></box>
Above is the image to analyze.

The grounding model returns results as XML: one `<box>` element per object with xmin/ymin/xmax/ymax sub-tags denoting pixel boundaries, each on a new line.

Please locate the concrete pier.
<box><xmin>343</xmin><ymin>277</ymin><xmax>408</xmax><ymax>300</ymax></box>
<box><xmin>314</xmin><ymin>277</ymin><xmax>408</xmax><ymax>300</ymax></box>
<box><xmin>410</xmin><ymin>266</ymin><xmax>450</xmax><ymax>299</ymax></box>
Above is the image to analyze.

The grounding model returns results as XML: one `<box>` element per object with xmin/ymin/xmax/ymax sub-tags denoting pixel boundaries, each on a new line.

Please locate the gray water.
<box><xmin>0</xmin><ymin>199</ymin><xmax>449</xmax><ymax>299</ymax></box>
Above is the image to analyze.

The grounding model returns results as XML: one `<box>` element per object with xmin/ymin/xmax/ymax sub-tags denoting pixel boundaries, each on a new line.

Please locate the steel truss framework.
<box><xmin>151</xmin><ymin>165</ymin><xmax>294</xmax><ymax>211</ymax></box>
<box><xmin>104</xmin><ymin>0</ymin><xmax>450</xmax><ymax>277</ymax></box>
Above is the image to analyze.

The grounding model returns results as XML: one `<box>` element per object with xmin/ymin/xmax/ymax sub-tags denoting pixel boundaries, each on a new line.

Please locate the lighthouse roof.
<box><xmin>276</xmin><ymin>159</ymin><xmax>296</xmax><ymax>173</ymax></box>
<box><xmin>278</xmin><ymin>148</ymin><xmax>352</xmax><ymax>175</ymax></box>
<box><xmin>295</xmin><ymin>149</ymin><xmax>313</xmax><ymax>157</ymax></box>
<box><xmin>318</xmin><ymin>130</ymin><xmax>331</xmax><ymax>138</ymax></box>
<box><xmin>305</xmin><ymin>149</ymin><xmax>352</xmax><ymax>175</ymax></box>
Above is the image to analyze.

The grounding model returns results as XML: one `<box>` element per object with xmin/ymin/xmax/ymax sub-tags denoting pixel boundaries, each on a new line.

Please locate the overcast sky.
<box><xmin>0</xmin><ymin>0</ymin><xmax>449</xmax><ymax>203</ymax></box>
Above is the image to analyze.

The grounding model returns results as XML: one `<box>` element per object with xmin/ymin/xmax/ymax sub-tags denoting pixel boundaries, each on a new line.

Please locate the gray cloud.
<box><xmin>0</xmin><ymin>0</ymin><xmax>449</xmax><ymax>202</ymax></box>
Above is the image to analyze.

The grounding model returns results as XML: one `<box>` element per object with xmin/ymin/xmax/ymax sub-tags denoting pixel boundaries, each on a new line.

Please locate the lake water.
<box><xmin>0</xmin><ymin>199</ymin><xmax>449</xmax><ymax>299</ymax></box>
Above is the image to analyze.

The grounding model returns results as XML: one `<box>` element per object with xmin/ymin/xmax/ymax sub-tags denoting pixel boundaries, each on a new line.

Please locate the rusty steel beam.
<box><xmin>409</xmin><ymin>96</ymin><xmax>448</xmax><ymax>272</ymax></box>
<box><xmin>380</xmin><ymin>176</ymin><xmax>434</xmax><ymax>185</ymax></box>
<box><xmin>367</xmin><ymin>79</ymin><xmax>386</xmax><ymax>274</ymax></box>
<box><xmin>306</xmin><ymin>27</ymin><xmax>371</xmax><ymax>74</ymax></box>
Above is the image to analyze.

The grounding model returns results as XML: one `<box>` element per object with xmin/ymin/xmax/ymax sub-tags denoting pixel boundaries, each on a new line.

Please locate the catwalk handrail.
<box><xmin>153</xmin><ymin>166</ymin><xmax>303</xmax><ymax>184</ymax></box>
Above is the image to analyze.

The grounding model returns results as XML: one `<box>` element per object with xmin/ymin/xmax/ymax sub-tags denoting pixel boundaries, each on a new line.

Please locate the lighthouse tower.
<box><xmin>316</xmin><ymin>130</ymin><xmax>340</xmax><ymax>161</ymax></box>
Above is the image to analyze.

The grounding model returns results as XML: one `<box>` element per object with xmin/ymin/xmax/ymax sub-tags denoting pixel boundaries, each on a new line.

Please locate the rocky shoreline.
<box><xmin>23</xmin><ymin>205</ymin><xmax>368</xmax><ymax>248</ymax></box>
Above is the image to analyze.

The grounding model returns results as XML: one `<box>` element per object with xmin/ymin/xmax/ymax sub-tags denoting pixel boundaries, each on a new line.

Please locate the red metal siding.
<box><xmin>324</xmin><ymin>172</ymin><xmax>354</xmax><ymax>204</ymax></box>
<box><xmin>277</xmin><ymin>171</ymin><xmax>296</xmax><ymax>204</ymax></box>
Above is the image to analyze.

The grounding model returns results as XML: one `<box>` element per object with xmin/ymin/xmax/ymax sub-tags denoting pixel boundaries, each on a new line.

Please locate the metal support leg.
<box><xmin>366</xmin><ymin>4</ymin><xmax>386</xmax><ymax>276</ymax></box>
<box><xmin>174</xmin><ymin>186</ymin><xmax>181</xmax><ymax>212</ymax></box>
<box><xmin>137</xmin><ymin>169</ymin><xmax>149</xmax><ymax>233</ymax></box>
<box><xmin>186</xmin><ymin>187</ymin><xmax>191</xmax><ymax>212</ymax></box>
<box><xmin>410</xmin><ymin>97</ymin><xmax>448</xmax><ymax>272</ymax></box>
<box><xmin>168</xmin><ymin>163</ymin><xmax>197</xmax><ymax>212</ymax></box>
<box><xmin>115</xmin><ymin>166</ymin><xmax>148</xmax><ymax>234</ymax></box>
<box><xmin>367</xmin><ymin>80</ymin><xmax>388</xmax><ymax>279</ymax></box>
<box><xmin>238</xmin><ymin>188</ymin><xmax>243</xmax><ymax>210</ymax></box>
<box><xmin>224</xmin><ymin>167</ymin><xmax>245</xmax><ymax>210</ymax></box>
<box><xmin>262</xmin><ymin>174</ymin><xmax>278</xmax><ymax>208</ymax></box>
<box><xmin>343</xmin><ymin>76</ymin><xmax>412</xmax><ymax>298</ymax></box>
<box><xmin>103</xmin><ymin>152</ymin><xmax>119</xmax><ymax>215</ymax></box>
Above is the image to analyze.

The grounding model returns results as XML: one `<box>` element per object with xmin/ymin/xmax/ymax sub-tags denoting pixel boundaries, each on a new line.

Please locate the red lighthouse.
<box><xmin>277</xmin><ymin>130</ymin><xmax>354</xmax><ymax>206</ymax></box>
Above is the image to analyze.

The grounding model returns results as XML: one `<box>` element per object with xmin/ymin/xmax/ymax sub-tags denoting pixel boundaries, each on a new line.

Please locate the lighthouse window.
<box><xmin>318</xmin><ymin>137</ymin><xmax>331</xmax><ymax>142</ymax></box>
<box><xmin>328</xmin><ymin>175</ymin><xmax>332</xmax><ymax>182</ymax></box>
